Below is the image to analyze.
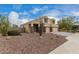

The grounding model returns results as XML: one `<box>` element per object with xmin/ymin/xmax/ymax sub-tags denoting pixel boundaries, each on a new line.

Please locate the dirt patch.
<box><xmin>0</xmin><ymin>33</ymin><xmax>67</xmax><ymax>54</ymax></box>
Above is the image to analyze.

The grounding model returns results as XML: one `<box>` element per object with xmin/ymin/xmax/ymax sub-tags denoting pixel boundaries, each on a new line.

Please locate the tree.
<box><xmin>39</xmin><ymin>22</ymin><xmax>43</xmax><ymax>36</ymax></box>
<box><xmin>39</xmin><ymin>17</ymin><xmax>44</xmax><ymax>38</ymax></box>
<box><xmin>0</xmin><ymin>15</ymin><xmax>10</xmax><ymax>36</ymax></box>
<box><xmin>58</xmin><ymin>16</ymin><xmax>75</xmax><ymax>32</ymax></box>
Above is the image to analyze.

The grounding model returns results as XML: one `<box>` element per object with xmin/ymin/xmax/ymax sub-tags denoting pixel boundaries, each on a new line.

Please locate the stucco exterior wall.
<box><xmin>22</xmin><ymin>16</ymin><xmax>58</xmax><ymax>33</ymax></box>
<box><xmin>24</xmin><ymin>24</ymin><xmax>30</xmax><ymax>32</ymax></box>
<box><xmin>45</xmin><ymin>27</ymin><xmax>50</xmax><ymax>33</ymax></box>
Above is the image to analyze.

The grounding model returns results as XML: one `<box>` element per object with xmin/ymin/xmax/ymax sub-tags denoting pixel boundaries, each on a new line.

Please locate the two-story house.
<box><xmin>21</xmin><ymin>16</ymin><xmax>58</xmax><ymax>33</ymax></box>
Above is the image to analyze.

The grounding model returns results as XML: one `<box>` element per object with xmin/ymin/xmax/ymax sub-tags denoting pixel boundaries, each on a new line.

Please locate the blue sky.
<box><xmin>1</xmin><ymin>4</ymin><xmax>79</xmax><ymax>18</ymax></box>
<box><xmin>0</xmin><ymin>4</ymin><xmax>79</xmax><ymax>26</ymax></box>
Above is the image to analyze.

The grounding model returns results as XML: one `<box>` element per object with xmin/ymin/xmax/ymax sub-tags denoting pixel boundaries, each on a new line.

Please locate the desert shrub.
<box><xmin>8</xmin><ymin>29</ymin><xmax>21</xmax><ymax>36</ymax></box>
<box><xmin>58</xmin><ymin>16</ymin><xmax>75</xmax><ymax>32</ymax></box>
<box><xmin>0</xmin><ymin>16</ymin><xmax>10</xmax><ymax>36</ymax></box>
<box><xmin>71</xmin><ymin>25</ymin><xmax>79</xmax><ymax>33</ymax></box>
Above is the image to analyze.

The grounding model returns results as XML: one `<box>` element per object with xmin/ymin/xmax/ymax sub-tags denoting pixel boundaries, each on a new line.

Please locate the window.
<box><xmin>53</xmin><ymin>20</ymin><xmax>55</xmax><ymax>24</ymax></box>
<box><xmin>44</xmin><ymin>18</ymin><xmax>48</xmax><ymax>23</ymax></box>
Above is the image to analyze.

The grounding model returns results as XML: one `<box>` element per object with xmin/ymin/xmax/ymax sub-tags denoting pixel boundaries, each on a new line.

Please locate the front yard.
<box><xmin>0</xmin><ymin>33</ymin><xmax>67</xmax><ymax>54</ymax></box>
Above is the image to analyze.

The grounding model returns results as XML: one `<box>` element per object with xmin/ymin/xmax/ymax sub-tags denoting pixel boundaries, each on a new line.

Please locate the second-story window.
<box><xmin>53</xmin><ymin>20</ymin><xmax>55</xmax><ymax>24</ymax></box>
<box><xmin>44</xmin><ymin>18</ymin><xmax>48</xmax><ymax>23</ymax></box>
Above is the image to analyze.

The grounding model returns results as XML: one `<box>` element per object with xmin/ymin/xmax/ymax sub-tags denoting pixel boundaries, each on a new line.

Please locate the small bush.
<box><xmin>8</xmin><ymin>29</ymin><xmax>21</xmax><ymax>36</ymax></box>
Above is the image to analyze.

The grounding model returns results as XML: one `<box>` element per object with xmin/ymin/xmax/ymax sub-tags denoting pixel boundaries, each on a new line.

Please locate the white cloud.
<box><xmin>48</xmin><ymin>16</ymin><xmax>59</xmax><ymax>20</ymax></box>
<box><xmin>8</xmin><ymin>11</ymin><xmax>29</xmax><ymax>27</ymax></box>
<box><xmin>8</xmin><ymin>11</ymin><xmax>19</xmax><ymax>25</ymax></box>
<box><xmin>19</xmin><ymin>12</ymin><xmax>28</xmax><ymax>15</ymax></box>
<box><xmin>71</xmin><ymin>11</ymin><xmax>79</xmax><ymax>16</ymax></box>
<box><xmin>41</xmin><ymin>6</ymin><xmax>48</xmax><ymax>11</ymax></box>
<box><xmin>43</xmin><ymin>10</ymin><xmax>61</xmax><ymax>17</ymax></box>
<box><xmin>31</xmin><ymin>8</ymin><xmax>40</xmax><ymax>14</ymax></box>
<box><xmin>20</xmin><ymin>19</ymin><xmax>29</xmax><ymax>24</ymax></box>
<box><xmin>31</xmin><ymin>6</ymin><xmax>48</xmax><ymax>14</ymax></box>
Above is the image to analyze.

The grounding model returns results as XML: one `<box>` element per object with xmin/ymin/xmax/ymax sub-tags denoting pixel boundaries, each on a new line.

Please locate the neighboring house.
<box><xmin>21</xmin><ymin>16</ymin><xmax>58</xmax><ymax>33</ymax></box>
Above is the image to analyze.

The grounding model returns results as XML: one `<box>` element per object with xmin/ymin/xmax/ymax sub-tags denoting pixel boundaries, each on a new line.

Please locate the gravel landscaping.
<box><xmin>0</xmin><ymin>33</ymin><xmax>67</xmax><ymax>54</ymax></box>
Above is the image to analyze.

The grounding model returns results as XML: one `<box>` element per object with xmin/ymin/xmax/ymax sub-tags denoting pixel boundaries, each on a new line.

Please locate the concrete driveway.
<box><xmin>51</xmin><ymin>32</ymin><xmax>74</xmax><ymax>36</ymax></box>
<box><xmin>49</xmin><ymin>32</ymin><xmax>79</xmax><ymax>54</ymax></box>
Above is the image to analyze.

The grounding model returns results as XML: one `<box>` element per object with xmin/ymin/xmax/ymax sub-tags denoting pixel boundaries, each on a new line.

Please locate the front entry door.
<box><xmin>33</xmin><ymin>24</ymin><xmax>39</xmax><ymax>32</ymax></box>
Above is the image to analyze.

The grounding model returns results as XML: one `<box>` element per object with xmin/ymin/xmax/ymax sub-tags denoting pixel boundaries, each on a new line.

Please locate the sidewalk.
<box><xmin>49</xmin><ymin>32</ymin><xmax>79</xmax><ymax>54</ymax></box>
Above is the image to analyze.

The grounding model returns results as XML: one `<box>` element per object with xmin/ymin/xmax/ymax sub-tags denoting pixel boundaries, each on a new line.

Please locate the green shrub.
<box><xmin>8</xmin><ymin>29</ymin><xmax>21</xmax><ymax>36</ymax></box>
<box><xmin>0</xmin><ymin>16</ymin><xmax>10</xmax><ymax>36</ymax></box>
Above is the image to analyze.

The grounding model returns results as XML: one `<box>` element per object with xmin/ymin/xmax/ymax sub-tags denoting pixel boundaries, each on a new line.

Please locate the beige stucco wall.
<box><xmin>45</xmin><ymin>27</ymin><xmax>50</xmax><ymax>33</ymax></box>
<box><xmin>22</xmin><ymin>16</ymin><xmax>58</xmax><ymax>33</ymax></box>
<box><xmin>24</xmin><ymin>24</ymin><xmax>30</xmax><ymax>32</ymax></box>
